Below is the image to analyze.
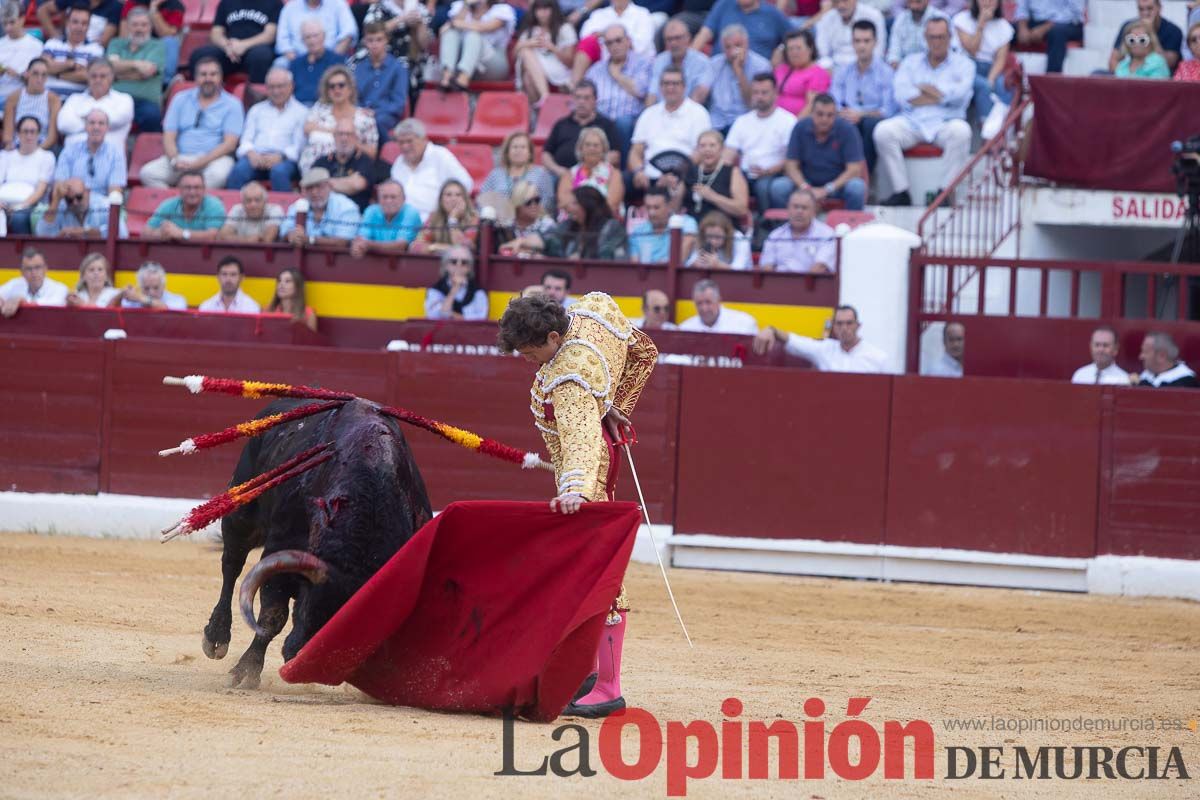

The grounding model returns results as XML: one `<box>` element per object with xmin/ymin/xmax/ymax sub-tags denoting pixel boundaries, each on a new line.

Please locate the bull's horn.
<box><xmin>238</xmin><ymin>550</ymin><xmax>330</xmax><ymax>638</ymax></box>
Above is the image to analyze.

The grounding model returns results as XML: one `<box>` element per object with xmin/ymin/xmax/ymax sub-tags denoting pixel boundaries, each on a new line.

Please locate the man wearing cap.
<box><xmin>279</xmin><ymin>166</ymin><xmax>362</xmax><ymax>246</ymax></box>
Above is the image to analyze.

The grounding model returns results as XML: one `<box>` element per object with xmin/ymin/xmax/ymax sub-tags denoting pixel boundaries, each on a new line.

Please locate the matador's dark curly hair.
<box><xmin>496</xmin><ymin>294</ymin><xmax>570</xmax><ymax>352</ymax></box>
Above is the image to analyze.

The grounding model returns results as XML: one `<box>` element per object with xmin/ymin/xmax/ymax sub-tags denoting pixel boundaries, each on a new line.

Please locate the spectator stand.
<box><xmin>1</xmin><ymin>218</ymin><xmax>840</xmax><ymax>351</ymax></box>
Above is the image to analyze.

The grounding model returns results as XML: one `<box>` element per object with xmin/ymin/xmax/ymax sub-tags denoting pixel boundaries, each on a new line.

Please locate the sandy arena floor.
<box><xmin>0</xmin><ymin>531</ymin><xmax>1196</xmax><ymax>799</ymax></box>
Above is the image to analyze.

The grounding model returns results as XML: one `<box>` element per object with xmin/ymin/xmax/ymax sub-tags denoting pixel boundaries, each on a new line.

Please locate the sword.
<box><xmin>620</xmin><ymin>440</ymin><xmax>694</xmax><ymax>649</ymax></box>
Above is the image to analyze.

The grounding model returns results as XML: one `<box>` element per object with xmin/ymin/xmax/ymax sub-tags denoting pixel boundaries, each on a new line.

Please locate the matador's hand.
<box><xmin>604</xmin><ymin>407</ymin><xmax>633</xmax><ymax>442</ymax></box>
<box><xmin>550</xmin><ymin>495</ymin><xmax>586</xmax><ymax>514</ymax></box>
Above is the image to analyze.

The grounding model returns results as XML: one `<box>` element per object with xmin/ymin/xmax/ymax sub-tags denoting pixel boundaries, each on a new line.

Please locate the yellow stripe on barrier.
<box><xmin>1</xmin><ymin>269</ymin><xmax>830</xmax><ymax>335</ymax></box>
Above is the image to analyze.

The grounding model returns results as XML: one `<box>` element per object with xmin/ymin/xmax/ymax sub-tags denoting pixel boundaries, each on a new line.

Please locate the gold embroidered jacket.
<box><xmin>530</xmin><ymin>292</ymin><xmax>658</xmax><ymax>501</ymax></box>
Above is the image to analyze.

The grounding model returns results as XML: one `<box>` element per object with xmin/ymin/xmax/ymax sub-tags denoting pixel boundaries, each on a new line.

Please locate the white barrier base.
<box><xmin>2</xmin><ymin>492</ymin><xmax>1196</xmax><ymax>601</ymax></box>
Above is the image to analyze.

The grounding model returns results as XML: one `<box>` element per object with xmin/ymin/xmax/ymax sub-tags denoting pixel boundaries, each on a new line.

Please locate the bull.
<box><xmin>200</xmin><ymin>397</ymin><xmax>433</xmax><ymax>689</ymax></box>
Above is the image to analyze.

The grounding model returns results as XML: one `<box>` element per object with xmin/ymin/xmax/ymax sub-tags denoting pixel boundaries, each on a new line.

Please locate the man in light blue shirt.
<box><xmin>280</xmin><ymin>167</ymin><xmax>362</xmax><ymax>245</ymax></box>
<box><xmin>1014</xmin><ymin>0</ymin><xmax>1085</xmax><ymax>73</ymax></box>
<box><xmin>886</xmin><ymin>0</ymin><xmax>947</xmax><ymax>67</ymax></box>
<box><xmin>630</xmin><ymin>186</ymin><xmax>698</xmax><ymax>263</ymax></box>
<box><xmin>832</xmin><ymin>18</ymin><xmax>896</xmax><ymax>175</ymax></box>
<box><xmin>691</xmin><ymin>24</ymin><xmax>772</xmax><ymax>133</ymax></box>
<box><xmin>275</xmin><ymin>0</ymin><xmax>357</xmax><ymax>62</ymax></box>
<box><xmin>35</xmin><ymin>179</ymin><xmax>128</xmax><ymax>238</ymax></box>
<box><xmin>54</xmin><ymin>108</ymin><xmax>127</xmax><ymax>195</ymax></box>
<box><xmin>647</xmin><ymin>18</ymin><xmax>710</xmax><ymax>105</ymax></box>
<box><xmin>139</xmin><ymin>56</ymin><xmax>244</xmax><ymax>189</ymax></box>
<box><xmin>350</xmin><ymin>180</ymin><xmax>423</xmax><ymax>257</ymax></box>
<box><xmin>695</xmin><ymin>0</ymin><xmax>791</xmax><ymax>60</ymax></box>
<box><xmin>227</xmin><ymin>68</ymin><xmax>307</xmax><ymax>191</ymax></box>
<box><xmin>873</xmin><ymin>16</ymin><xmax>972</xmax><ymax>206</ymax></box>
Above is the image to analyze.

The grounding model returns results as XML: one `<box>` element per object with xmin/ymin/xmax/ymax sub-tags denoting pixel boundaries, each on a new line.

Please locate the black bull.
<box><xmin>202</xmin><ymin>398</ymin><xmax>433</xmax><ymax>689</ymax></box>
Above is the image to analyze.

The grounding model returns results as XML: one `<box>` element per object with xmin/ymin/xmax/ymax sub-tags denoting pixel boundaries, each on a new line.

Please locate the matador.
<box><xmin>497</xmin><ymin>290</ymin><xmax>658</xmax><ymax>718</ymax></box>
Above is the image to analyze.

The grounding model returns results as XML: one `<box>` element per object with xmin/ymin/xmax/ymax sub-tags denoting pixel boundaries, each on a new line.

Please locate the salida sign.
<box><xmin>1111</xmin><ymin>195</ymin><xmax>1190</xmax><ymax>222</ymax></box>
<box><xmin>496</xmin><ymin>697</ymin><xmax>1191</xmax><ymax>796</ymax></box>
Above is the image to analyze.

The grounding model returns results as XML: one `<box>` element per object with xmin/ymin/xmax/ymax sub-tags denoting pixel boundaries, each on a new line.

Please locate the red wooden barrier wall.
<box><xmin>2</xmin><ymin>335</ymin><xmax>1197</xmax><ymax>560</ymax></box>
<box><xmin>885</xmin><ymin>376</ymin><xmax>1102</xmax><ymax>557</ymax></box>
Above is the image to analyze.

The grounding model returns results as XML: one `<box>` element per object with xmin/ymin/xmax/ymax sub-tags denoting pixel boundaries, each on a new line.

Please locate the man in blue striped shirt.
<box><xmin>1014</xmin><ymin>0</ymin><xmax>1084</xmax><ymax>73</ymax></box>
<box><xmin>831</xmin><ymin>19</ymin><xmax>895</xmax><ymax>175</ymax></box>
<box><xmin>584</xmin><ymin>24</ymin><xmax>652</xmax><ymax>160</ymax></box>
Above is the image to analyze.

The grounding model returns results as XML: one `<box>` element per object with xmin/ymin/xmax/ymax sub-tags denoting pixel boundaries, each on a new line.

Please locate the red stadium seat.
<box><xmin>460</xmin><ymin>91</ymin><xmax>529</xmax><ymax>145</ymax></box>
<box><xmin>178</xmin><ymin>29</ymin><xmax>210</xmax><ymax>78</ymax></box>
<box><xmin>447</xmin><ymin>143</ymin><xmax>495</xmax><ymax>190</ymax></box>
<box><xmin>904</xmin><ymin>143</ymin><xmax>944</xmax><ymax>158</ymax></box>
<box><xmin>532</xmin><ymin>93</ymin><xmax>571</xmax><ymax>145</ymax></box>
<box><xmin>165</xmin><ymin>80</ymin><xmax>195</xmax><ymax>107</ymax></box>
<box><xmin>182</xmin><ymin>0</ymin><xmax>209</xmax><ymax>29</ymax></box>
<box><xmin>126</xmin><ymin>186</ymin><xmax>178</xmax><ymax>237</ymax></box>
<box><xmin>413</xmin><ymin>90</ymin><xmax>470</xmax><ymax>143</ymax></box>
<box><xmin>128</xmin><ymin>133</ymin><xmax>164</xmax><ymax>186</ymax></box>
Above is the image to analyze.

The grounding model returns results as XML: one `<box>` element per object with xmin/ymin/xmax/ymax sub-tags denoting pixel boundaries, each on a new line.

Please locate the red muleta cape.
<box><xmin>278</xmin><ymin>500</ymin><xmax>640</xmax><ymax>722</ymax></box>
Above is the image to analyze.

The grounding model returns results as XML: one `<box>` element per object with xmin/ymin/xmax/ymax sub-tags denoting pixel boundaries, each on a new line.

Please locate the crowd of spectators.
<box><xmin>2</xmin><ymin>0</ymin><xmax>1200</xmax><ymax>373</ymax></box>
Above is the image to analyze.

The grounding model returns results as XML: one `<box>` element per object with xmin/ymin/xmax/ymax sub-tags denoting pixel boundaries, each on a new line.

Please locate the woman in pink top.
<box><xmin>774</xmin><ymin>29</ymin><xmax>830</xmax><ymax>117</ymax></box>
<box><xmin>1175</xmin><ymin>23</ymin><xmax>1200</xmax><ymax>82</ymax></box>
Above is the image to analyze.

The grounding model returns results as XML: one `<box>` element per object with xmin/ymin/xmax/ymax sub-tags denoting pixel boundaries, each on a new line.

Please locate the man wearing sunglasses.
<box><xmin>1013</xmin><ymin>0</ymin><xmax>1084</xmax><ymax>74</ymax></box>
<box><xmin>631</xmin><ymin>288</ymin><xmax>677</xmax><ymax>330</ymax></box>
<box><xmin>1106</xmin><ymin>0</ymin><xmax>1183</xmax><ymax>73</ymax></box>
<box><xmin>53</xmin><ymin>108</ymin><xmax>126</xmax><ymax>196</ymax></box>
<box><xmin>35</xmin><ymin>176</ymin><xmax>127</xmax><ymax>238</ymax></box>
<box><xmin>140</xmin><ymin>55</ymin><xmax>244</xmax><ymax>189</ymax></box>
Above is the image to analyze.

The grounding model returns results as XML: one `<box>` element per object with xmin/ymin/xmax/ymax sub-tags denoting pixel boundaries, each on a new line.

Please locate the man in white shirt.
<box><xmin>679</xmin><ymin>279</ymin><xmax>758</xmax><ymax>334</ymax></box>
<box><xmin>227</xmin><ymin>68</ymin><xmax>307</xmax><ymax>191</ymax></box>
<box><xmin>754</xmin><ymin>304</ymin><xmax>889</xmax><ymax>373</ymax></box>
<box><xmin>0</xmin><ymin>247</ymin><xmax>69</xmax><ymax>317</ymax></box>
<box><xmin>815</xmin><ymin>0</ymin><xmax>888</xmax><ymax>71</ymax></box>
<box><xmin>388</xmin><ymin>118</ymin><xmax>472</xmax><ymax>221</ymax></box>
<box><xmin>198</xmin><ymin>255</ymin><xmax>262</xmax><ymax>313</ymax></box>
<box><xmin>887</xmin><ymin>0</ymin><xmax>946</xmax><ymax>67</ymax></box>
<box><xmin>725</xmin><ymin>73</ymin><xmax>796</xmax><ymax>214</ymax></box>
<box><xmin>0</xmin><ymin>4</ymin><xmax>44</xmax><ymax>99</ymax></box>
<box><xmin>627</xmin><ymin>66</ymin><xmax>711</xmax><ymax>198</ymax></box>
<box><xmin>874</xmin><ymin>16</ymin><xmax>973</xmax><ymax>206</ymax></box>
<box><xmin>923</xmin><ymin>320</ymin><xmax>964</xmax><ymax>377</ymax></box>
<box><xmin>1071</xmin><ymin>326</ymin><xmax>1130</xmax><ymax>385</ymax></box>
<box><xmin>56</xmin><ymin>58</ymin><xmax>134</xmax><ymax>149</ymax></box>
<box><xmin>759</xmin><ymin>189</ymin><xmax>838</xmax><ymax>273</ymax></box>
<box><xmin>579</xmin><ymin>0</ymin><xmax>656</xmax><ymax>61</ymax></box>
<box><xmin>631</xmin><ymin>288</ymin><xmax>677</xmax><ymax>330</ymax></box>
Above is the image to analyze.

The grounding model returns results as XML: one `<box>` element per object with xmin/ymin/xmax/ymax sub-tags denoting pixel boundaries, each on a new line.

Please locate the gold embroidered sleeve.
<box><xmin>551</xmin><ymin>380</ymin><xmax>604</xmax><ymax>499</ymax></box>
<box><xmin>613</xmin><ymin>327</ymin><xmax>658</xmax><ymax>416</ymax></box>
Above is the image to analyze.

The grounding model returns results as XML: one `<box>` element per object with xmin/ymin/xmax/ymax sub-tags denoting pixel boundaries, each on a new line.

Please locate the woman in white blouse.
<box><xmin>67</xmin><ymin>253</ymin><xmax>123</xmax><ymax>308</ymax></box>
<box><xmin>438</xmin><ymin>0</ymin><xmax>515</xmax><ymax>91</ymax></box>
<box><xmin>512</xmin><ymin>0</ymin><xmax>576</xmax><ymax>108</ymax></box>
<box><xmin>0</xmin><ymin>115</ymin><xmax>54</xmax><ymax>234</ymax></box>
<box><xmin>953</xmin><ymin>0</ymin><xmax>1015</xmax><ymax>127</ymax></box>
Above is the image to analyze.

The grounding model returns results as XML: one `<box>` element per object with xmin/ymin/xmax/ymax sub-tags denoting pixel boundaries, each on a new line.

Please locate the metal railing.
<box><xmin>916</xmin><ymin>97</ymin><xmax>1031</xmax><ymax>263</ymax></box>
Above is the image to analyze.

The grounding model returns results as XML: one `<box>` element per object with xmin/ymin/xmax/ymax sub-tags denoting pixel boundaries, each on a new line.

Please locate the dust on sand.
<box><xmin>1</xmin><ymin>532</ymin><xmax>1196</xmax><ymax>799</ymax></box>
